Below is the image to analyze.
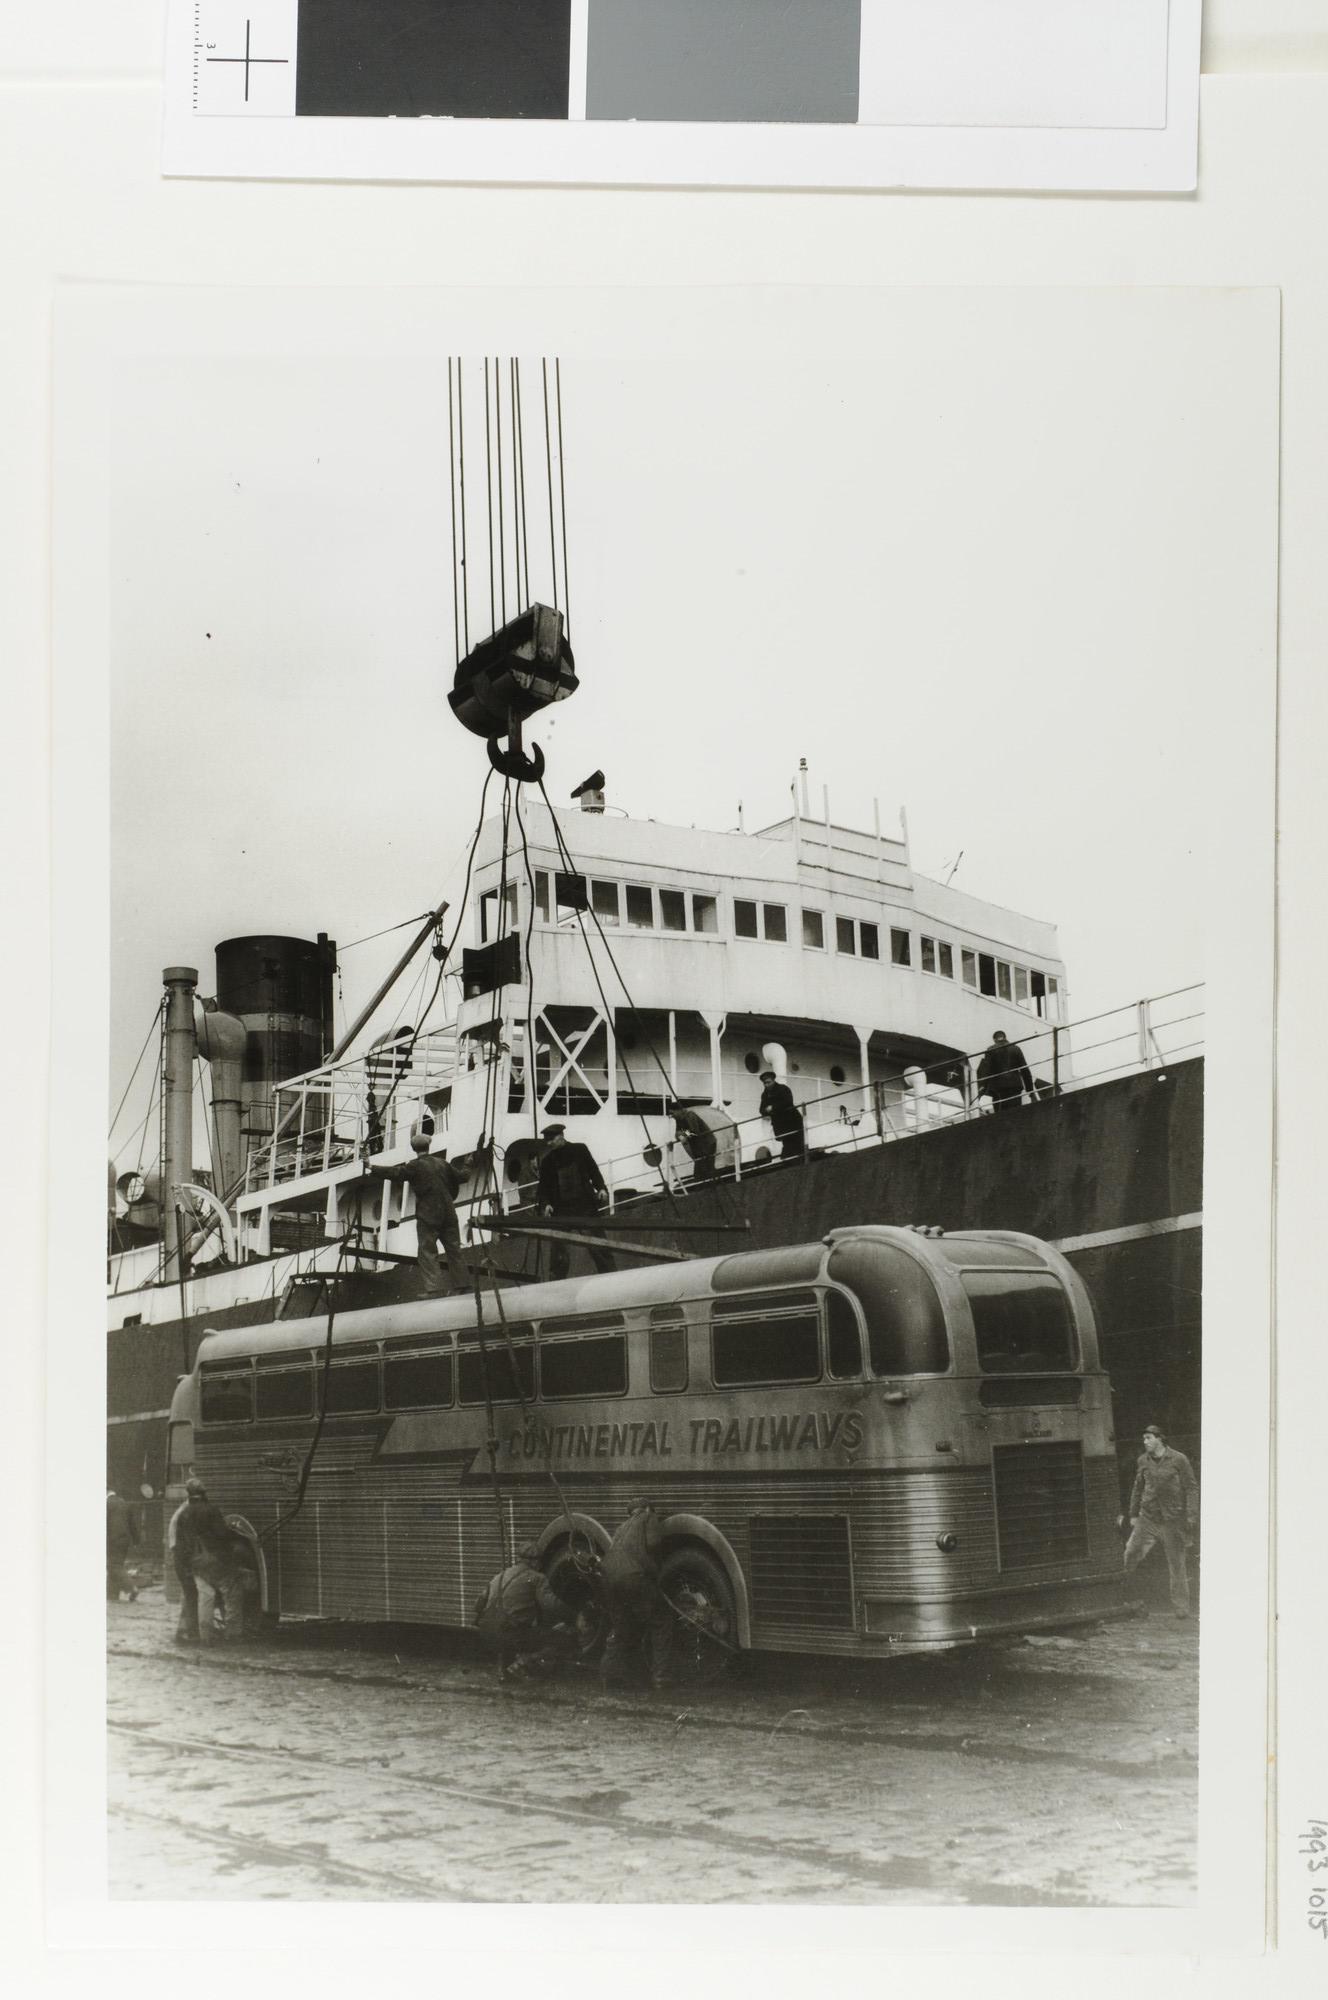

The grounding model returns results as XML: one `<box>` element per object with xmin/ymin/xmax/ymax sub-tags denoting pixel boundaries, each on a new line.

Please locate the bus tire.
<box><xmin>654</xmin><ymin>1546</ymin><xmax>738</xmax><ymax>1688</ymax></box>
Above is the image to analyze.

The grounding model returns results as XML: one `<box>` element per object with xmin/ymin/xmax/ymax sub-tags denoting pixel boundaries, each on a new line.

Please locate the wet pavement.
<box><xmin>107</xmin><ymin>1591</ymin><xmax>1197</xmax><ymax>1905</ymax></box>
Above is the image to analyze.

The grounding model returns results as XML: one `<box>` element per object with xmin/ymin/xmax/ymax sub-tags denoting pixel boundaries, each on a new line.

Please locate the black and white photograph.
<box><xmin>50</xmin><ymin>281</ymin><xmax>1276</xmax><ymax>1924</ymax></box>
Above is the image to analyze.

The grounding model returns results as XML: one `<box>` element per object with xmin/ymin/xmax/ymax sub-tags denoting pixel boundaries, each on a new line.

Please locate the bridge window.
<box><xmin>964</xmin><ymin>1273</ymin><xmax>1076</xmax><ymax>1374</ymax></box>
<box><xmin>591</xmin><ymin>880</ymin><xmax>620</xmax><ymax>927</ymax></box>
<box><xmin>660</xmin><ymin>889</ymin><xmax>686</xmax><ymax>932</ymax></box>
<box><xmin>649</xmin><ymin>1310</ymin><xmax>689</xmax><ymax>1393</ymax></box>
<box><xmin>626</xmin><ymin>884</ymin><xmax>654</xmax><ymax>929</ymax></box>
<box><xmin>836</xmin><ymin>917</ymin><xmax>855</xmax><ymax>955</ymax></box>
<box><xmin>534</xmin><ymin>871</ymin><xmax>551</xmax><ymax>920</ymax></box>
<box><xmin>735</xmin><ymin>899</ymin><xmax>759</xmax><ymax>938</ymax></box>
<box><xmin>826</xmin><ymin>1291</ymin><xmax>864</xmax><ymax>1379</ymax></box>
<box><xmin>324</xmin><ymin>1344</ymin><xmax>380</xmax><ymax>1415</ymax></box>
<box><xmin>692</xmin><ymin>894</ymin><xmax>719</xmax><ymax>934</ymax></box>
<box><xmin>978</xmin><ymin>953</ymin><xmax>997</xmax><ymax>996</ymax></box>
<box><xmin>802</xmin><ymin>909</ymin><xmax>824</xmax><ymax>949</ymax></box>
<box><xmin>860</xmin><ymin>922</ymin><xmax>880</xmax><ymax>960</ymax></box>
<box><xmin>1015</xmin><ymin>966</ymin><xmax>1029</xmax><ymax>1006</ymax></box>
<box><xmin>712</xmin><ymin>1290</ymin><xmax>822</xmax><ymax>1387</ymax></box>
<box><xmin>996</xmin><ymin>960</ymin><xmax>1013</xmax><ymax>1002</ymax></box>
<box><xmin>938</xmin><ymin>942</ymin><xmax>954</xmax><ymax>978</ymax></box>
<box><xmin>540</xmin><ymin>1328</ymin><xmax>627</xmax><ymax>1399</ymax></box>
<box><xmin>764</xmin><ymin>904</ymin><xmax>788</xmax><ymax>943</ymax></box>
<box><xmin>890</xmin><ymin>928</ymin><xmax>911</xmax><ymax>967</ymax></box>
<box><xmin>255</xmin><ymin>1354</ymin><xmax>315</xmax><ymax>1421</ymax></box>
<box><xmin>383</xmin><ymin>1337</ymin><xmax>454</xmax><ymax>1411</ymax></box>
<box><xmin>961</xmin><ymin>950</ymin><xmax>978</xmax><ymax>989</ymax></box>
<box><xmin>921</xmin><ymin>936</ymin><xmax>936</xmax><ymax>974</ymax></box>
<box><xmin>826</xmin><ymin>1242</ymin><xmax>949</xmax><ymax>1376</ymax></box>
<box><xmin>199</xmin><ymin>1366</ymin><xmax>253</xmax><ymax>1426</ymax></box>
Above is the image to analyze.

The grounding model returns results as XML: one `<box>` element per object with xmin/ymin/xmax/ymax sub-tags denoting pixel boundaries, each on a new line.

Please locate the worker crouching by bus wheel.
<box><xmin>174</xmin><ymin>1479</ymin><xmax>248</xmax><ymax>1646</ymax></box>
<box><xmin>598</xmin><ymin>1502</ymin><xmax>675</xmax><ymax>1692</ymax></box>
<box><xmin>473</xmin><ymin>1545</ymin><xmax>578</xmax><ymax>1683</ymax></box>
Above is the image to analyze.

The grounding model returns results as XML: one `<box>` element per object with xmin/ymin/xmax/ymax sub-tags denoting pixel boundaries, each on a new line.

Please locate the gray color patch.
<box><xmin>587</xmin><ymin>0</ymin><xmax>861</xmax><ymax>125</ymax></box>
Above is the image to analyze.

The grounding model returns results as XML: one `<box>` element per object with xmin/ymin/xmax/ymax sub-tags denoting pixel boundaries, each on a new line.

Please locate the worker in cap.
<box><xmin>473</xmin><ymin>1542</ymin><xmax>575</xmax><ymax>1681</ymax></box>
<box><xmin>976</xmin><ymin>1029</ymin><xmax>1035</xmax><ymax>1113</ymax></box>
<box><xmin>362</xmin><ymin>1128</ymin><xmax>469</xmax><ymax>1299</ymax></box>
<box><xmin>536</xmin><ymin>1124</ymin><xmax>613</xmax><ymax>1281</ymax></box>
<box><xmin>758</xmin><ymin>1068</ymin><xmax>804</xmax><ymax>1162</ymax></box>
<box><xmin>168</xmin><ymin>1483</ymin><xmax>204</xmax><ymax>1643</ymax></box>
<box><xmin>1119</xmin><ymin>1424</ymin><xmax>1199</xmax><ymax>1617</ymax></box>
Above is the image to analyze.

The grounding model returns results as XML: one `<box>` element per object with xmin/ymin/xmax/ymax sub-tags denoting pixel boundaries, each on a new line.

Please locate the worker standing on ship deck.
<box><xmin>537</xmin><ymin>1125</ymin><xmax>614</xmax><ymax>1281</ymax></box>
<box><xmin>363</xmin><ymin>1131</ymin><xmax>470</xmax><ymax>1297</ymax></box>
<box><xmin>758</xmin><ymin>1070</ymin><xmax>805</xmax><ymax>1161</ymax></box>
<box><xmin>976</xmin><ymin>1031</ymin><xmax>1035</xmax><ymax>1113</ymax></box>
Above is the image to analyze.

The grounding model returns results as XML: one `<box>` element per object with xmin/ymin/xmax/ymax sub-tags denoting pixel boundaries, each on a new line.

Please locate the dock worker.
<box><xmin>537</xmin><ymin>1125</ymin><xmax>613</xmax><ymax>1281</ymax></box>
<box><xmin>758</xmin><ymin>1069</ymin><xmax>805</xmax><ymax>1161</ymax></box>
<box><xmin>168</xmin><ymin>1490</ymin><xmax>200</xmax><ymax>1644</ymax></box>
<box><xmin>106</xmin><ymin>1489</ymin><xmax>139</xmax><ymax>1602</ymax></box>
<box><xmin>599</xmin><ymin>1501</ymin><xmax>673</xmax><ymax>1691</ymax></box>
<box><xmin>364</xmin><ymin>1130</ymin><xmax>470</xmax><ymax>1298</ymax></box>
<box><xmin>473</xmin><ymin>1544</ymin><xmax>575</xmax><ymax>1681</ymax></box>
<box><xmin>976</xmin><ymin>1031</ymin><xmax>1035</xmax><ymax>1113</ymax></box>
<box><xmin>174</xmin><ymin>1477</ymin><xmax>247</xmax><ymax>1646</ymax></box>
<box><xmin>1120</xmin><ymin>1425</ymin><xmax>1199</xmax><ymax>1618</ymax></box>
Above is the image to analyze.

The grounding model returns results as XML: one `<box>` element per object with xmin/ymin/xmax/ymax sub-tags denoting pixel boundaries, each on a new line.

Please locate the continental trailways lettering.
<box><xmin>506</xmin><ymin>1409</ymin><xmax>864</xmax><ymax>1463</ymax></box>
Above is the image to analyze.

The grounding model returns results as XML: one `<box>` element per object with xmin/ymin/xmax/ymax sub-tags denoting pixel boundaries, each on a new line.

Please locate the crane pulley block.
<box><xmin>448</xmin><ymin>603</ymin><xmax>578</xmax><ymax>742</ymax></box>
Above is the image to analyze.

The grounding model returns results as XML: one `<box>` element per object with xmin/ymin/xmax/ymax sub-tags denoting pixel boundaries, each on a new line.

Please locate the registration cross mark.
<box><xmin>205</xmin><ymin>18</ymin><xmax>288</xmax><ymax>104</ymax></box>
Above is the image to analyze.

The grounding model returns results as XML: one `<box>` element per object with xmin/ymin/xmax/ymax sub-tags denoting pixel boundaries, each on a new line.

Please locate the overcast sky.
<box><xmin>107</xmin><ymin>291</ymin><xmax>1273</xmax><ymax>1168</ymax></box>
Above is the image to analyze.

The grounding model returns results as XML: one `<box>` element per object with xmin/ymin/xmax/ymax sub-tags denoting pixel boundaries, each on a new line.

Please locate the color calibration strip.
<box><xmin>170</xmin><ymin>1</ymin><xmax>1199</xmax><ymax>193</ymax></box>
<box><xmin>193</xmin><ymin>0</ymin><xmax>1170</xmax><ymax>131</ymax></box>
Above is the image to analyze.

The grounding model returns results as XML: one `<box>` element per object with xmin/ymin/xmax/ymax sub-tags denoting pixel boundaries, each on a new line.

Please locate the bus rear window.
<box><xmin>199</xmin><ymin>1369</ymin><xmax>252</xmax><ymax>1425</ymax></box>
<box><xmin>540</xmin><ymin>1333</ymin><xmax>627</xmax><ymax>1400</ymax></box>
<box><xmin>458</xmin><ymin>1345</ymin><xmax>536</xmax><ymax>1406</ymax></box>
<box><xmin>384</xmin><ymin>1348</ymin><xmax>454</xmax><ymax>1410</ymax></box>
<box><xmin>964</xmin><ymin>1273</ymin><xmax>1076</xmax><ymax>1373</ymax></box>
<box><xmin>825</xmin><ymin>1243</ymin><xmax>949</xmax><ymax>1375</ymax></box>
<box><xmin>712</xmin><ymin>1290</ymin><xmax>821</xmax><ymax>1386</ymax></box>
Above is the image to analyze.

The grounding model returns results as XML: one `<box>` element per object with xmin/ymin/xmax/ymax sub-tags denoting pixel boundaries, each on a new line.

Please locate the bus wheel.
<box><xmin>654</xmin><ymin>1547</ymin><xmax>737</xmax><ymax>1687</ymax></box>
<box><xmin>545</xmin><ymin>1542</ymin><xmax>607</xmax><ymax>1664</ymax></box>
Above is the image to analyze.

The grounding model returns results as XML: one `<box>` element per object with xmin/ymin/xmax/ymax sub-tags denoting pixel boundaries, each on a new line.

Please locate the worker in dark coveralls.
<box><xmin>1120</xmin><ymin>1425</ymin><xmax>1199</xmax><ymax>1617</ymax></box>
<box><xmin>758</xmin><ymin>1069</ymin><xmax>805</xmax><ymax>1161</ymax></box>
<box><xmin>366</xmin><ymin>1130</ymin><xmax>469</xmax><ymax>1297</ymax></box>
<box><xmin>537</xmin><ymin>1124</ymin><xmax>613</xmax><ymax>1280</ymax></box>
<box><xmin>599</xmin><ymin>1501</ymin><xmax>673</xmax><ymax>1691</ymax></box>
<box><xmin>106</xmin><ymin>1490</ymin><xmax>138</xmax><ymax>1601</ymax></box>
<box><xmin>174</xmin><ymin>1478</ymin><xmax>247</xmax><ymax>1645</ymax></box>
<box><xmin>473</xmin><ymin>1543</ymin><xmax>575</xmax><ymax>1681</ymax></box>
<box><xmin>976</xmin><ymin>1030</ymin><xmax>1034</xmax><ymax>1113</ymax></box>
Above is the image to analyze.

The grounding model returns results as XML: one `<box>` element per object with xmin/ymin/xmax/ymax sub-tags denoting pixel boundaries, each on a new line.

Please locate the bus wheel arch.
<box><xmin>657</xmin><ymin>1514</ymin><xmax>751</xmax><ymax>1651</ymax></box>
<box><xmin>224</xmin><ymin>1514</ymin><xmax>277</xmax><ymax>1624</ymax></box>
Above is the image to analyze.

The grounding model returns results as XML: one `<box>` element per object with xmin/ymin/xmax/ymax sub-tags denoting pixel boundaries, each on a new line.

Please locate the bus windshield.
<box><xmin>963</xmin><ymin>1272</ymin><xmax>1077</xmax><ymax>1373</ymax></box>
<box><xmin>825</xmin><ymin>1242</ymin><xmax>949</xmax><ymax>1375</ymax></box>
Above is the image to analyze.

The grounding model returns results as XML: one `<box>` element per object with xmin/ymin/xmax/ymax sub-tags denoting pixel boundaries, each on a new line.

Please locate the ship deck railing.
<box><xmin>236</xmin><ymin>983</ymin><xmax>1202</xmax><ymax>1222</ymax></box>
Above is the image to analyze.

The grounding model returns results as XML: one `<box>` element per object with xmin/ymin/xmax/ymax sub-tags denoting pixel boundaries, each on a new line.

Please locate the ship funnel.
<box><xmin>161</xmin><ymin>967</ymin><xmax>198</xmax><ymax>1279</ymax></box>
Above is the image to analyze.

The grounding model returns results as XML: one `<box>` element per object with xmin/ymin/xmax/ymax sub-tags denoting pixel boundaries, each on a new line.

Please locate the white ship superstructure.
<box><xmin>212</xmin><ymin>790</ymin><xmax>1069</xmax><ymax>1267</ymax></box>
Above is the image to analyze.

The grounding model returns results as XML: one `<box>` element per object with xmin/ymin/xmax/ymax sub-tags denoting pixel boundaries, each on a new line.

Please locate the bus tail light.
<box><xmin>936</xmin><ymin>1533</ymin><xmax>959</xmax><ymax>1553</ymax></box>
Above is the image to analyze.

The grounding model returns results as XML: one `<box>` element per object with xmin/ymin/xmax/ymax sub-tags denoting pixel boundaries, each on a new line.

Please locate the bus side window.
<box><xmin>649</xmin><ymin>1310</ymin><xmax>688</xmax><ymax>1393</ymax></box>
<box><xmin>199</xmin><ymin>1365</ymin><xmax>253</xmax><ymax>1425</ymax></box>
<box><xmin>825</xmin><ymin>1292</ymin><xmax>863</xmax><ymax>1379</ymax></box>
<box><xmin>712</xmin><ymin>1291</ymin><xmax>821</xmax><ymax>1387</ymax></box>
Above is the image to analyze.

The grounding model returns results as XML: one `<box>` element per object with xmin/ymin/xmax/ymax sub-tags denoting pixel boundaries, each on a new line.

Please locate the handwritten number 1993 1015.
<box><xmin>1303</xmin><ymin>1820</ymin><xmax>1328</xmax><ymax>1937</ymax></box>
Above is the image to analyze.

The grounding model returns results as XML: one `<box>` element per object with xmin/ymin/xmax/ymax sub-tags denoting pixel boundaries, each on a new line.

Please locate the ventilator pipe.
<box><xmin>161</xmin><ymin>967</ymin><xmax>198</xmax><ymax>1280</ymax></box>
<box><xmin>195</xmin><ymin>999</ymin><xmax>248</xmax><ymax>1201</ymax></box>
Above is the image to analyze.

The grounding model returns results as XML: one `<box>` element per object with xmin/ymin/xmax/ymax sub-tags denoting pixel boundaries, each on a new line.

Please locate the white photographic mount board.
<box><xmin>161</xmin><ymin>0</ymin><xmax>1201</xmax><ymax>193</ymax></box>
